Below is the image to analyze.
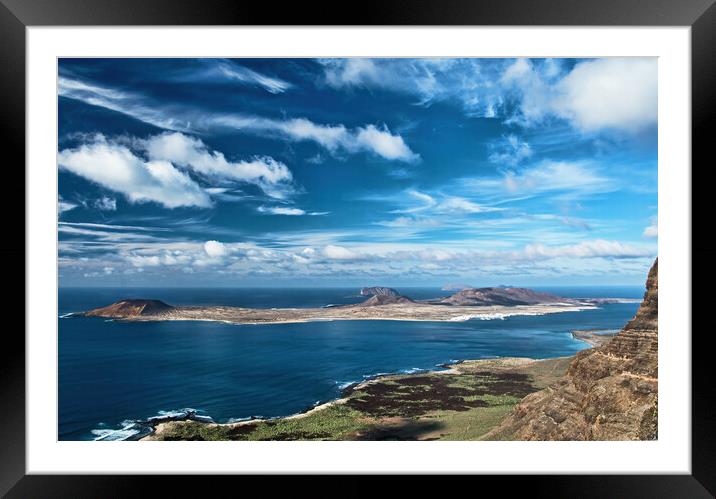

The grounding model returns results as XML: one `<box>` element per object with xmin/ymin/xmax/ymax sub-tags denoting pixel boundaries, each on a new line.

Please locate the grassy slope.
<box><xmin>146</xmin><ymin>356</ymin><xmax>573</xmax><ymax>441</ymax></box>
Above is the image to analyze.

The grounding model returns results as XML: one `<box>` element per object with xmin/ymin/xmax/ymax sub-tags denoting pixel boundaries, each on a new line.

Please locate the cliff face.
<box><xmin>486</xmin><ymin>259</ymin><xmax>658</xmax><ymax>440</ymax></box>
<box><xmin>83</xmin><ymin>299</ymin><xmax>173</xmax><ymax>319</ymax></box>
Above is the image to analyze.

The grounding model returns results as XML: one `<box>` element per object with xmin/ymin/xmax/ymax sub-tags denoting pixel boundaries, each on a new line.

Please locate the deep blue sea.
<box><xmin>58</xmin><ymin>286</ymin><xmax>642</xmax><ymax>440</ymax></box>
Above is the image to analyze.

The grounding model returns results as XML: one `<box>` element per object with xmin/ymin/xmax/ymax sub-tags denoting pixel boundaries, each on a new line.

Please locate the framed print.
<box><xmin>3</xmin><ymin>0</ymin><xmax>714</xmax><ymax>495</ymax></box>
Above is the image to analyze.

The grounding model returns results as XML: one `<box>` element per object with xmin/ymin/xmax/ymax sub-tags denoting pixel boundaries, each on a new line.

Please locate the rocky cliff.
<box><xmin>83</xmin><ymin>299</ymin><xmax>174</xmax><ymax>319</ymax></box>
<box><xmin>486</xmin><ymin>259</ymin><xmax>658</xmax><ymax>440</ymax></box>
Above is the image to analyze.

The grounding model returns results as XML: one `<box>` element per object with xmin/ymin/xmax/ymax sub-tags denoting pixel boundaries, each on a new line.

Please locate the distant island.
<box><xmin>78</xmin><ymin>286</ymin><xmax>637</xmax><ymax>326</ymax></box>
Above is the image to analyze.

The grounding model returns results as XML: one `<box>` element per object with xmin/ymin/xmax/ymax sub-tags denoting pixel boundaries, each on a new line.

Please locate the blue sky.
<box><xmin>57</xmin><ymin>58</ymin><xmax>657</xmax><ymax>287</ymax></box>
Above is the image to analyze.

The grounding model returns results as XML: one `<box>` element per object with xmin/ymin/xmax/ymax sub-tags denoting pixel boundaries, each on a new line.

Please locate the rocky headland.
<box><xmin>484</xmin><ymin>259</ymin><xmax>658</xmax><ymax>440</ymax></box>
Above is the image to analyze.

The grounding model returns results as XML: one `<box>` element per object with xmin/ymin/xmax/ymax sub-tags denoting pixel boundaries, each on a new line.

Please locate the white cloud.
<box><xmin>643</xmin><ymin>218</ymin><xmax>658</xmax><ymax>238</ymax></box>
<box><xmin>391</xmin><ymin>190</ymin><xmax>500</xmax><ymax>216</ymax></box>
<box><xmin>322</xmin><ymin>58</ymin><xmax>383</xmax><ymax>88</ymax></box>
<box><xmin>466</xmin><ymin>161</ymin><xmax>615</xmax><ymax>201</ymax></box>
<box><xmin>143</xmin><ymin>132</ymin><xmax>294</xmax><ymax>198</ymax></box>
<box><xmin>504</xmin><ymin>161</ymin><xmax>614</xmax><ymax>196</ymax></box>
<box><xmin>94</xmin><ymin>196</ymin><xmax>117</xmax><ymax>211</ymax></box>
<box><xmin>204</xmin><ymin>240</ymin><xmax>228</xmax><ymax>258</ymax></box>
<box><xmin>435</xmin><ymin>197</ymin><xmax>498</xmax><ymax>214</ymax></box>
<box><xmin>257</xmin><ymin>206</ymin><xmax>306</xmax><ymax>216</ymax></box>
<box><xmin>127</xmin><ymin>254</ymin><xmax>162</xmax><ymax>267</ymax></box>
<box><xmin>322</xmin><ymin>245</ymin><xmax>363</xmax><ymax>260</ymax></box>
<box><xmin>237</xmin><ymin>118</ymin><xmax>419</xmax><ymax>163</ymax></box>
<box><xmin>60</xmin><ymin>232</ymin><xmax>656</xmax><ymax>284</ymax></box>
<box><xmin>354</xmin><ymin>125</ymin><xmax>420</xmax><ymax>162</ymax></box>
<box><xmin>553</xmin><ymin>58</ymin><xmax>657</xmax><ymax>132</ymax></box>
<box><xmin>320</xmin><ymin>58</ymin><xmax>503</xmax><ymax>117</ymax></box>
<box><xmin>213</xmin><ymin>61</ymin><xmax>292</xmax><ymax>94</ymax></box>
<box><xmin>488</xmin><ymin>135</ymin><xmax>533</xmax><ymax>166</ymax></box>
<box><xmin>257</xmin><ymin>205</ymin><xmax>330</xmax><ymax>216</ymax></box>
<box><xmin>58</xmin><ymin>196</ymin><xmax>78</xmax><ymax>214</ymax></box>
<box><xmin>58</xmin><ymin>77</ymin><xmax>187</xmax><ymax>131</ymax></box>
<box><xmin>522</xmin><ymin>239</ymin><xmax>651</xmax><ymax>259</ymax></box>
<box><xmin>58</xmin><ymin>139</ymin><xmax>212</xmax><ymax>208</ymax></box>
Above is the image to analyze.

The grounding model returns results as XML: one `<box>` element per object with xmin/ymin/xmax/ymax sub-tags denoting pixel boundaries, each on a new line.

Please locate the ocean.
<box><xmin>58</xmin><ymin>286</ymin><xmax>643</xmax><ymax>440</ymax></box>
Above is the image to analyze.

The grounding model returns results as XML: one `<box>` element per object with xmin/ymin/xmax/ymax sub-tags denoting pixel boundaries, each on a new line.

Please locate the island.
<box><xmin>77</xmin><ymin>286</ymin><xmax>619</xmax><ymax>325</ymax></box>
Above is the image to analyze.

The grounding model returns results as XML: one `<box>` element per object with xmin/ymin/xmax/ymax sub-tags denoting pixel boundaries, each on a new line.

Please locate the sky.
<box><xmin>57</xmin><ymin>57</ymin><xmax>658</xmax><ymax>287</ymax></box>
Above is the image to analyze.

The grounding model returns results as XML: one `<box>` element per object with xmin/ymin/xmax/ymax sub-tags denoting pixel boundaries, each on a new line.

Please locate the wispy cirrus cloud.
<box><xmin>465</xmin><ymin>160</ymin><xmax>616</xmax><ymax>201</ymax></box>
<box><xmin>59</xmin><ymin>74</ymin><xmax>419</xmax><ymax>163</ymax></box>
<box><xmin>204</xmin><ymin>60</ymin><xmax>293</xmax><ymax>94</ymax></box>
<box><xmin>320</xmin><ymin>58</ymin><xmax>657</xmax><ymax>133</ymax></box>
<box><xmin>59</xmin><ymin>76</ymin><xmax>189</xmax><ymax>131</ymax></box>
<box><xmin>58</xmin><ymin>196</ymin><xmax>78</xmax><ymax>215</ymax></box>
<box><xmin>257</xmin><ymin>205</ymin><xmax>329</xmax><ymax>216</ymax></box>
<box><xmin>388</xmin><ymin>189</ymin><xmax>502</xmax><ymax>215</ymax></box>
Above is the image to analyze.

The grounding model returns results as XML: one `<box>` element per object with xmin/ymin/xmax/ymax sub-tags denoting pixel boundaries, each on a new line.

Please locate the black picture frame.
<box><xmin>2</xmin><ymin>0</ymin><xmax>713</xmax><ymax>495</ymax></box>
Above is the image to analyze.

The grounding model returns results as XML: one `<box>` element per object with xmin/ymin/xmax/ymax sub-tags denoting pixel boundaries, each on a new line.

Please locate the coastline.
<box><xmin>570</xmin><ymin>328</ymin><xmax>620</xmax><ymax>347</ymax></box>
<box><xmin>139</xmin><ymin>355</ymin><xmax>573</xmax><ymax>441</ymax></box>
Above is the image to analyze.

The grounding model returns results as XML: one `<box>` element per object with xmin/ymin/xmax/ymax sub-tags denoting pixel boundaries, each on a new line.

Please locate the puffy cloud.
<box><xmin>553</xmin><ymin>58</ymin><xmax>657</xmax><ymax>132</ymax></box>
<box><xmin>242</xmin><ymin>118</ymin><xmax>419</xmax><ymax>163</ymax></box>
<box><xmin>143</xmin><ymin>132</ymin><xmax>294</xmax><ymax>198</ymax></box>
<box><xmin>354</xmin><ymin>125</ymin><xmax>420</xmax><ymax>162</ymax></box>
<box><xmin>502</xmin><ymin>58</ymin><xmax>657</xmax><ymax>132</ymax></box>
<box><xmin>58</xmin><ymin>139</ymin><xmax>212</xmax><ymax>208</ymax></box>
<box><xmin>204</xmin><ymin>240</ymin><xmax>228</xmax><ymax>258</ymax></box>
<box><xmin>643</xmin><ymin>218</ymin><xmax>658</xmax><ymax>238</ymax></box>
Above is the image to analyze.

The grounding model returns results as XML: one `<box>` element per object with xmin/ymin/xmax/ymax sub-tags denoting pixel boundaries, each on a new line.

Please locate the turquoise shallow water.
<box><xmin>58</xmin><ymin>286</ymin><xmax>642</xmax><ymax>440</ymax></box>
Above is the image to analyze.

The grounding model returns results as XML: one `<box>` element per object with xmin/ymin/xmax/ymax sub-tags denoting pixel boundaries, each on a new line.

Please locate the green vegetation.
<box><xmin>157</xmin><ymin>404</ymin><xmax>374</xmax><ymax>441</ymax></box>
